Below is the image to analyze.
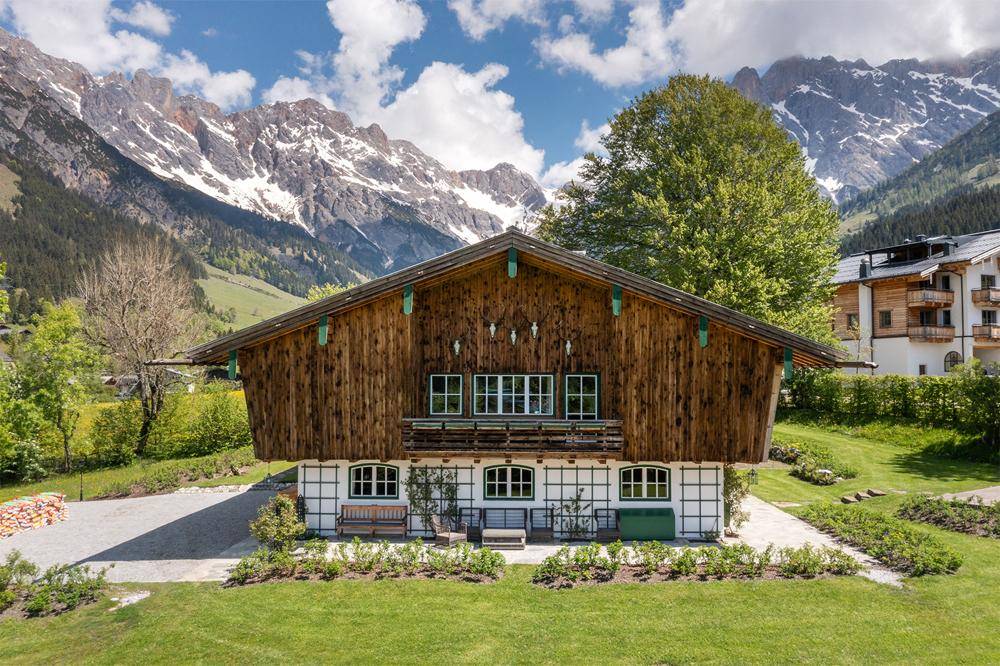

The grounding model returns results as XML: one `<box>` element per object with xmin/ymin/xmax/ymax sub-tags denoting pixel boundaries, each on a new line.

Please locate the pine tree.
<box><xmin>537</xmin><ymin>75</ymin><xmax>840</xmax><ymax>344</ymax></box>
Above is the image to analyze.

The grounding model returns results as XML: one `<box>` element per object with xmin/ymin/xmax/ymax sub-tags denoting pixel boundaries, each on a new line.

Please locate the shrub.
<box><xmin>185</xmin><ymin>390</ymin><xmax>252</xmax><ymax>456</ymax></box>
<box><xmin>22</xmin><ymin>564</ymin><xmax>108</xmax><ymax>616</ymax></box>
<box><xmin>771</xmin><ymin>436</ymin><xmax>859</xmax><ymax>485</ymax></box>
<box><xmin>92</xmin><ymin>446</ymin><xmax>258</xmax><ymax>498</ymax></box>
<box><xmin>88</xmin><ymin>400</ymin><xmax>142</xmax><ymax>466</ymax></box>
<box><xmin>229</xmin><ymin>548</ymin><xmax>296</xmax><ymax>584</ymax></box>
<box><xmin>0</xmin><ymin>551</ymin><xmax>38</xmax><ymax>611</ymax></box>
<box><xmin>467</xmin><ymin>547</ymin><xmax>505</xmax><ymax>578</ymax></box>
<box><xmin>671</xmin><ymin>547</ymin><xmax>699</xmax><ymax>576</ymax></box>
<box><xmin>800</xmin><ymin>503</ymin><xmax>963</xmax><ymax>575</ymax></box>
<box><xmin>723</xmin><ymin>465</ymin><xmax>751</xmax><ymax>531</ymax></box>
<box><xmin>249</xmin><ymin>496</ymin><xmax>306</xmax><ymax>552</ymax></box>
<box><xmin>777</xmin><ymin>544</ymin><xmax>826</xmax><ymax>578</ymax></box>
<box><xmin>897</xmin><ymin>496</ymin><xmax>1000</xmax><ymax>538</ymax></box>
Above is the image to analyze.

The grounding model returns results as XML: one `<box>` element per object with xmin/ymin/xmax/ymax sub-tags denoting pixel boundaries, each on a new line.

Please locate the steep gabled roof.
<box><xmin>185</xmin><ymin>230</ymin><xmax>843</xmax><ymax>366</ymax></box>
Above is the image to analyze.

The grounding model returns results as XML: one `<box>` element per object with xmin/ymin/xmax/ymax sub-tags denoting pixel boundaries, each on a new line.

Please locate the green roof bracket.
<box><xmin>784</xmin><ymin>347</ymin><xmax>794</xmax><ymax>381</ymax></box>
<box><xmin>612</xmin><ymin>284</ymin><xmax>623</xmax><ymax>316</ymax></box>
<box><xmin>318</xmin><ymin>315</ymin><xmax>328</xmax><ymax>346</ymax></box>
<box><xmin>698</xmin><ymin>315</ymin><xmax>709</xmax><ymax>348</ymax></box>
<box><xmin>228</xmin><ymin>350</ymin><xmax>238</xmax><ymax>380</ymax></box>
<box><xmin>507</xmin><ymin>247</ymin><xmax>518</xmax><ymax>278</ymax></box>
<box><xmin>402</xmin><ymin>284</ymin><xmax>414</xmax><ymax>315</ymax></box>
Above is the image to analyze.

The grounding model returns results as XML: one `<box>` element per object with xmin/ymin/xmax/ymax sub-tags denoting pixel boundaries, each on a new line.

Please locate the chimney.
<box><xmin>859</xmin><ymin>257</ymin><xmax>872</xmax><ymax>279</ymax></box>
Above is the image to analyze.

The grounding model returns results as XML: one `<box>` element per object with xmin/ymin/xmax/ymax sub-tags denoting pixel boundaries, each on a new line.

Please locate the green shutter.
<box><xmin>507</xmin><ymin>247</ymin><xmax>518</xmax><ymax>278</ymax></box>
<box><xmin>698</xmin><ymin>315</ymin><xmax>709</xmax><ymax>348</ymax></box>
<box><xmin>402</xmin><ymin>284</ymin><xmax>414</xmax><ymax>315</ymax></box>
<box><xmin>318</xmin><ymin>315</ymin><xmax>328</xmax><ymax>346</ymax></box>
<box><xmin>612</xmin><ymin>284</ymin><xmax>622</xmax><ymax>316</ymax></box>
<box><xmin>227</xmin><ymin>350</ymin><xmax>237</xmax><ymax>380</ymax></box>
<box><xmin>784</xmin><ymin>347</ymin><xmax>794</xmax><ymax>380</ymax></box>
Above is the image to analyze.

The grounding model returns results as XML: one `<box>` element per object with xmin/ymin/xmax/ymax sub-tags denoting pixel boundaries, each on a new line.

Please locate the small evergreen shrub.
<box><xmin>249</xmin><ymin>496</ymin><xmax>306</xmax><ymax>552</ymax></box>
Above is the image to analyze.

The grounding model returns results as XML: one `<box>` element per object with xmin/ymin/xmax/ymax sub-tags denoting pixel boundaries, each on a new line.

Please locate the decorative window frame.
<box><xmin>619</xmin><ymin>465</ymin><xmax>671</xmax><ymax>501</ymax></box>
<box><xmin>428</xmin><ymin>374</ymin><xmax>463</xmax><ymax>416</ymax></box>
<box><xmin>347</xmin><ymin>463</ymin><xmax>400</xmax><ymax>499</ymax></box>
<box><xmin>482</xmin><ymin>465</ymin><xmax>535</xmax><ymax>501</ymax></box>
<box><xmin>472</xmin><ymin>374</ymin><xmax>555</xmax><ymax>416</ymax></box>
<box><xmin>944</xmin><ymin>351</ymin><xmax>962</xmax><ymax>373</ymax></box>
<box><xmin>564</xmin><ymin>373</ymin><xmax>600</xmax><ymax>420</ymax></box>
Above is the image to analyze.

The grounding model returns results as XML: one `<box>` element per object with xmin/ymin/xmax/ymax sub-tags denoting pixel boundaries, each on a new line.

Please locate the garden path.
<box><xmin>941</xmin><ymin>485</ymin><xmax>1000</xmax><ymax>505</ymax></box>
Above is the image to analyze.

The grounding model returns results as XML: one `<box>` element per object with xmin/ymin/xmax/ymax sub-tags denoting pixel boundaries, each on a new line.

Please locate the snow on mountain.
<box><xmin>0</xmin><ymin>29</ymin><xmax>548</xmax><ymax>273</ymax></box>
<box><xmin>732</xmin><ymin>51</ymin><xmax>1000</xmax><ymax>203</ymax></box>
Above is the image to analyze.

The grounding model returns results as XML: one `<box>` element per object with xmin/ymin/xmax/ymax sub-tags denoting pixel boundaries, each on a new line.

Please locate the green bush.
<box><xmin>249</xmin><ymin>495</ymin><xmax>306</xmax><ymax>552</ymax></box>
<box><xmin>184</xmin><ymin>390</ymin><xmax>252</xmax><ymax>456</ymax></box>
<box><xmin>92</xmin><ymin>446</ymin><xmax>258</xmax><ymax>498</ymax></box>
<box><xmin>88</xmin><ymin>400</ymin><xmax>142</xmax><ymax>466</ymax></box>
<box><xmin>770</xmin><ymin>436</ymin><xmax>859</xmax><ymax>485</ymax></box>
<box><xmin>800</xmin><ymin>503</ymin><xmax>963</xmax><ymax>576</ymax></box>
<box><xmin>897</xmin><ymin>496</ymin><xmax>1000</xmax><ymax>538</ymax></box>
<box><xmin>24</xmin><ymin>564</ymin><xmax>108</xmax><ymax>616</ymax></box>
<box><xmin>467</xmin><ymin>547</ymin><xmax>506</xmax><ymax>578</ymax></box>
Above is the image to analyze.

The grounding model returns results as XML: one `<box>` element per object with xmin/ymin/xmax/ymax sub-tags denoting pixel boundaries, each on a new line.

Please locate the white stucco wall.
<box><xmin>297</xmin><ymin>459</ymin><xmax>724</xmax><ymax>540</ymax></box>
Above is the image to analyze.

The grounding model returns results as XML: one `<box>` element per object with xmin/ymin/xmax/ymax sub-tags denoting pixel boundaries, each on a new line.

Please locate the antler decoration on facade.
<box><xmin>480</xmin><ymin>306</ymin><xmax>507</xmax><ymax>340</ymax></box>
<box><xmin>517</xmin><ymin>306</ymin><xmax>550</xmax><ymax>339</ymax></box>
<box><xmin>555</xmin><ymin>319</ymin><xmax>580</xmax><ymax>356</ymax></box>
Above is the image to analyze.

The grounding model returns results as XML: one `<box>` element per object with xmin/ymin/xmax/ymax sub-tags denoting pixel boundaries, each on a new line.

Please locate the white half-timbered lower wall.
<box><xmin>297</xmin><ymin>459</ymin><xmax>724</xmax><ymax>540</ymax></box>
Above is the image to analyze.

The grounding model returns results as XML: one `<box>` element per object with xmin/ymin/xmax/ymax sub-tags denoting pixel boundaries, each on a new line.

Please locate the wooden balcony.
<box><xmin>973</xmin><ymin>324</ymin><xmax>1000</xmax><ymax>342</ymax></box>
<box><xmin>971</xmin><ymin>288</ymin><xmax>1000</xmax><ymax>305</ymax></box>
<box><xmin>906</xmin><ymin>288</ymin><xmax>954</xmax><ymax>308</ymax></box>
<box><xmin>402</xmin><ymin>418</ymin><xmax>624</xmax><ymax>459</ymax></box>
<box><xmin>907</xmin><ymin>325</ymin><xmax>955</xmax><ymax>342</ymax></box>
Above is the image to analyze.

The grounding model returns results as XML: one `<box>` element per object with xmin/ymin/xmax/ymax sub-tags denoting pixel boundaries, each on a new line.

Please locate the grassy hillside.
<box><xmin>840</xmin><ymin>110</ymin><xmax>1000</xmax><ymax>232</ymax></box>
<box><xmin>196</xmin><ymin>263</ymin><xmax>305</xmax><ymax>329</ymax></box>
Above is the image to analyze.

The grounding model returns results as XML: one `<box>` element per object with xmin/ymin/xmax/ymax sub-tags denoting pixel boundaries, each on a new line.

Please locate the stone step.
<box><xmin>855</xmin><ymin>491</ymin><xmax>872</xmax><ymax>501</ymax></box>
<box><xmin>867</xmin><ymin>488</ymin><xmax>887</xmax><ymax>497</ymax></box>
<box><xmin>841</xmin><ymin>495</ymin><xmax>859</xmax><ymax>504</ymax></box>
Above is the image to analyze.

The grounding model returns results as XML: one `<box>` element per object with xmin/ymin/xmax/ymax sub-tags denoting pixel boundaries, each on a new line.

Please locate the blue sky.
<box><xmin>2</xmin><ymin>0</ymin><xmax>997</xmax><ymax>185</ymax></box>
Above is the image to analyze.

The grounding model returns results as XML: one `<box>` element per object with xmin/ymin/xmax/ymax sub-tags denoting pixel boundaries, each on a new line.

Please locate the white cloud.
<box><xmin>448</xmin><ymin>0</ymin><xmax>546</xmax><ymax>40</ymax></box>
<box><xmin>378</xmin><ymin>62</ymin><xmax>545</xmax><ymax>174</ymax></box>
<box><xmin>110</xmin><ymin>1</ymin><xmax>174</xmax><ymax>36</ymax></box>
<box><xmin>536</xmin><ymin>0</ymin><xmax>675</xmax><ymax>87</ymax></box>
<box><xmin>574</xmin><ymin>119</ymin><xmax>609</xmax><ymax>152</ymax></box>
<box><xmin>201</xmin><ymin>27</ymin><xmax>218</xmax><ymax>38</ymax></box>
<box><xmin>0</xmin><ymin>0</ymin><xmax>257</xmax><ymax>110</ymax></box>
<box><xmin>663</xmin><ymin>0</ymin><xmax>1000</xmax><ymax>76</ymax></box>
<box><xmin>160</xmin><ymin>50</ymin><xmax>256</xmax><ymax>109</ymax></box>
<box><xmin>570</xmin><ymin>0</ymin><xmax>614</xmax><ymax>22</ymax></box>
<box><xmin>262</xmin><ymin>75</ymin><xmax>335</xmax><ymax>109</ymax></box>
<box><xmin>539</xmin><ymin>119</ymin><xmax>608</xmax><ymax>188</ymax></box>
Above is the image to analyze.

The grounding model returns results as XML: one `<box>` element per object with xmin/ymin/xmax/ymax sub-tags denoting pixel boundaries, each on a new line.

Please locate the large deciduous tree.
<box><xmin>16</xmin><ymin>303</ymin><xmax>98</xmax><ymax>470</ymax></box>
<box><xmin>537</xmin><ymin>74</ymin><xmax>840</xmax><ymax>344</ymax></box>
<box><xmin>78</xmin><ymin>240</ymin><xmax>200</xmax><ymax>455</ymax></box>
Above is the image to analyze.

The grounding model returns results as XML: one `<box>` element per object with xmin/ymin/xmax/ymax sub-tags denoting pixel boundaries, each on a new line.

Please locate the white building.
<box><xmin>833</xmin><ymin>230</ymin><xmax>1000</xmax><ymax>376</ymax></box>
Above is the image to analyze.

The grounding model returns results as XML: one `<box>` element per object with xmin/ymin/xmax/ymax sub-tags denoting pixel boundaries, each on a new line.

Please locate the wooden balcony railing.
<box><xmin>907</xmin><ymin>325</ymin><xmax>955</xmax><ymax>342</ymax></box>
<box><xmin>972</xmin><ymin>324</ymin><xmax>1000</xmax><ymax>342</ymax></box>
<box><xmin>971</xmin><ymin>288</ymin><xmax>1000</xmax><ymax>305</ymax></box>
<box><xmin>906</xmin><ymin>288</ymin><xmax>954</xmax><ymax>307</ymax></box>
<box><xmin>402</xmin><ymin>418</ymin><xmax>624</xmax><ymax>458</ymax></box>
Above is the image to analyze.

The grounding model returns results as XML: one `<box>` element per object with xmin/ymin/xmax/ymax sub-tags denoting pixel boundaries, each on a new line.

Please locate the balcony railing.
<box><xmin>907</xmin><ymin>325</ymin><xmax>955</xmax><ymax>342</ymax></box>
<box><xmin>906</xmin><ymin>288</ymin><xmax>954</xmax><ymax>308</ymax></box>
<box><xmin>402</xmin><ymin>418</ymin><xmax>624</xmax><ymax>458</ymax></box>
<box><xmin>972</xmin><ymin>288</ymin><xmax>1000</xmax><ymax>305</ymax></box>
<box><xmin>973</xmin><ymin>324</ymin><xmax>1000</xmax><ymax>342</ymax></box>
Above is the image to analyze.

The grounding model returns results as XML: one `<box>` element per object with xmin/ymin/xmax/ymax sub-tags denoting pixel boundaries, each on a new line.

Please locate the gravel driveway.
<box><xmin>0</xmin><ymin>490</ymin><xmax>272</xmax><ymax>582</ymax></box>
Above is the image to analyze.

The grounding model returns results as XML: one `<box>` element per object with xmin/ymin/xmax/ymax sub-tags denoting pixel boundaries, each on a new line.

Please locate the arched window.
<box><xmin>483</xmin><ymin>465</ymin><xmax>534</xmax><ymax>500</ymax></box>
<box><xmin>348</xmin><ymin>464</ymin><xmax>399</xmax><ymax>499</ymax></box>
<box><xmin>620</xmin><ymin>466</ymin><xmax>671</xmax><ymax>500</ymax></box>
<box><xmin>944</xmin><ymin>351</ymin><xmax>963</xmax><ymax>373</ymax></box>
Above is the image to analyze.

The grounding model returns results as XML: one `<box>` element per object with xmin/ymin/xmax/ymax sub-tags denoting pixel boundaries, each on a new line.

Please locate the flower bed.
<box><xmin>770</xmin><ymin>438</ymin><xmax>859</xmax><ymax>485</ymax></box>
<box><xmin>530</xmin><ymin>541</ymin><xmax>860</xmax><ymax>588</ymax></box>
<box><xmin>800</xmin><ymin>503</ymin><xmax>963</xmax><ymax>575</ymax></box>
<box><xmin>1</xmin><ymin>492</ymin><xmax>67</xmax><ymax>539</ymax></box>
<box><xmin>896</xmin><ymin>496</ymin><xmax>1000</xmax><ymax>538</ymax></box>
<box><xmin>0</xmin><ymin>551</ymin><xmax>108</xmax><ymax>618</ymax></box>
<box><xmin>228</xmin><ymin>537</ymin><xmax>506</xmax><ymax>586</ymax></box>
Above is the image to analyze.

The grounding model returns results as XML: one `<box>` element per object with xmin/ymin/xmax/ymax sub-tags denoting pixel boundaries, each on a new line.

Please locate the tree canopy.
<box><xmin>537</xmin><ymin>74</ymin><xmax>840</xmax><ymax>344</ymax></box>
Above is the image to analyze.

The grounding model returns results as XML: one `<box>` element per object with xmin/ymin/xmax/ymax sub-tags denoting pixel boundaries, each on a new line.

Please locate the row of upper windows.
<box><xmin>428</xmin><ymin>373</ymin><xmax>600</xmax><ymax>419</ymax></box>
<box><xmin>347</xmin><ymin>464</ymin><xmax>670</xmax><ymax>501</ymax></box>
<box><xmin>853</xmin><ymin>309</ymin><xmax>999</xmax><ymax>329</ymax></box>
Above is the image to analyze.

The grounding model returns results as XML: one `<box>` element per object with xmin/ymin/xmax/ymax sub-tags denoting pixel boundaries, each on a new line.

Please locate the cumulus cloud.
<box><xmin>663</xmin><ymin>0</ymin><xmax>1000</xmax><ymax>76</ymax></box>
<box><xmin>201</xmin><ymin>27</ymin><xmax>218</xmax><ymax>38</ymax></box>
<box><xmin>539</xmin><ymin>119</ymin><xmax>609</xmax><ymax>188</ymax></box>
<box><xmin>110</xmin><ymin>0</ymin><xmax>174</xmax><ymax>36</ymax></box>
<box><xmin>0</xmin><ymin>0</ymin><xmax>255</xmax><ymax>109</ymax></box>
<box><xmin>448</xmin><ymin>0</ymin><xmax>545</xmax><ymax>40</ymax></box>
<box><xmin>574</xmin><ymin>119</ymin><xmax>609</xmax><ymax>152</ymax></box>
<box><xmin>160</xmin><ymin>50</ymin><xmax>256</xmax><ymax>109</ymax></box>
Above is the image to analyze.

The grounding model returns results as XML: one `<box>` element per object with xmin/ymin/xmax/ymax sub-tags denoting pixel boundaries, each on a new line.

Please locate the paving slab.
<box><xmin>0</xmin><ymin>490</ymin><xmax>273</xmax><ymax>582</ymax></box>
<box><xmin>941</xmin><ymin>485</ymin><xmax>1000</xmax><ymax>505</ymax></box>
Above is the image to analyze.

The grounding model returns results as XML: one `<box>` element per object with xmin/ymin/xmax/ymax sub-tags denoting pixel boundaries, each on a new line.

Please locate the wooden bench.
<box><xmin>336</xmin><ymin>504</ymin><xmax>407</xmax><ymax>537</ymax></box>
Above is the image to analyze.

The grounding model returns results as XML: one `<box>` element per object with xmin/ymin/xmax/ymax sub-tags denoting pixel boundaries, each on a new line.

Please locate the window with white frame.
<box><xmin>565</xmin><ymin>374</ymin><xmax>599</xmax><ymax>419</ymax></box>
<box><xmin>429</xmin><ymin>374</ymin><xmax>463</xmax><ymax>415</ymax></box>
<box><xmin>473</xmin><ymin>374</ymin><xmax>553</xmax><ymax>415</ymax></box>
<box><xmin>349</xmin><ymin>464</ymin><xmax>398</xmax><ymax>499</ymax></box>
<box><xmin>620</xmin><ymin>466</ymin><xmax>670</xmax><ymax>500</ymax></box>
<box><xmin>484</xmin><ymin>465</ymin><xmax>534</xmax><ymax>499</ymax></box>
<box><xmin>984</xmin><ymin>310</ymin><xmax>997</xmax><ymax>325</ymax></box>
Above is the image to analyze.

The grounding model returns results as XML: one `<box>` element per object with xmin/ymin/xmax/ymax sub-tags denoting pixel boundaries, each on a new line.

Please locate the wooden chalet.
<box><xmin>181</xmin><ymin>230</ymin><xmax>841</xmax><ymax>541</ymax></box>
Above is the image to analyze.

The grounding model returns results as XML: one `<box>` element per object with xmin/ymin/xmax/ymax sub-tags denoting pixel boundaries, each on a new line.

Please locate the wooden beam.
<box><xmin>402</xmin><ymin>284</ymin><xmax>414</xmax><ymax>315</ymax></box>
<box><xmin>784</xmin><ymin>347</ymin><xmax>793</xmax><ymax>380</ymax></box>
<box><xmin>317</xmin><ymin>315</ymin><xmax>328</xmax><ymax>346</ymax></box>
<box><xmin>227</xmin><ymin>350</ymin><xmax>237</xmax><ymax>380</ymax></box>
<box><xmin>508</xmin><ymin>247</ymin><xmax>518</xmax><ymax>278</ymax></box>
<box><xmin>698</xmin><ymin>315</ymin><xmax>709</xmax><ymax>348</ymax></box>
<box><xmin>612</xmin><ymin>284</ymin><xmax>622</xmax><ymax>316</ymax></box>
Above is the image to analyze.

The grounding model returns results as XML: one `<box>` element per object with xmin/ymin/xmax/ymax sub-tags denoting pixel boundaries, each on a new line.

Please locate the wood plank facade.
<box><xmin>212</xmin><ymin>232</ymin><xmax>839</xmax><ymax>466</ymax></box>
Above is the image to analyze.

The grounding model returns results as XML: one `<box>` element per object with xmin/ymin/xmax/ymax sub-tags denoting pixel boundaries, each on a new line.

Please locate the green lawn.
<box><xmin>0</xmin><ymin>457</ymin><xmax>294</xmax><ymax>503</ymax></box>
<box><xmin>197</xmin><ymin>263</ymin><xmax>304</xmax><ymax>329</ymax></box>
<box><xmin>1</xmin><ymin>419</ymin><xmax>999</xmax><ymax>664</ymax></box>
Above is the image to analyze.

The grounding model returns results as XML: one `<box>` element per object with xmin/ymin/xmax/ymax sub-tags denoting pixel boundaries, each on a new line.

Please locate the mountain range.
<box><xmin>0</xmin><ymin>29</ymin><xmax>547</xmax><ymax>275</ymax></box>
<box><xmin>732</xmin><ymin>51</ymin><xmax>1000</xmax><ymax>203</ymax></box>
